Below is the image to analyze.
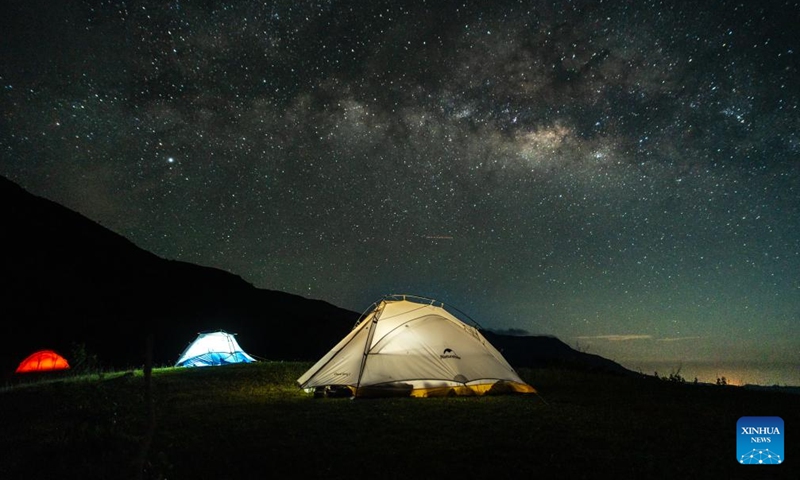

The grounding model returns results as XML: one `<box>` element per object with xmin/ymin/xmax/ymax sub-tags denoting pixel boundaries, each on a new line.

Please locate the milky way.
<box><xmin>1</xmin><ymin>0</ymin><xmax>798</xmax><ymax>376</ymax></box>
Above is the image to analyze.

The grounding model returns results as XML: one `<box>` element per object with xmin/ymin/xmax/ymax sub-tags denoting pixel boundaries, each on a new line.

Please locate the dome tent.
<box><xmin>175</xmin><ymin>330</ymin><xmax>256</xmax><ymax>367</ymax></box>
<box><xmin>297</xmin><ymin>294</ymin><xmax>536</xmax><ymax>398</ymax></box>
<box><xmin>16</xmin><ymin>350</ymin><xmax>70</xmax><ymax>373</ymax></box>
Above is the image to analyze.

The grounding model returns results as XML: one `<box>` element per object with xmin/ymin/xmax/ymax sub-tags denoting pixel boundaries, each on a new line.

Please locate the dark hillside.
<box><xmin>1</xmin><ymin>175</ymin><xmax>358</xmax><ymax>373</ymax></box>
<box><xmin>482</xmin><ymin>331</ymin><xmax>633</xmax><ymax>375</ymax></box>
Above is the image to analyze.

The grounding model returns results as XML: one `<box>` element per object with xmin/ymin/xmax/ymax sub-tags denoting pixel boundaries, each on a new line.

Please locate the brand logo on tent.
<box><xmin>737</xmin><ymin>416</ymin><xmax>784</xmax><ymax>465</ymax></box>
<box><xmin>440</xmin><ymin>348</ymin><xmax>461</xmax><ymax>359</ymax></box>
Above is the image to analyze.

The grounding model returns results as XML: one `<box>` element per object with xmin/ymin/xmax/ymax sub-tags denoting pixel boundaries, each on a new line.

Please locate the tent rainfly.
<box><xmin>16</xmin><ymin>350</ymin><xmax>71</xmax><ymax>373</ymax></box>
<box><xmin>175</xmin><ymin>330</ymin><xmax>256</xmax><ymax>367</ymax></box>
<box><xmin>297</xmin><ymin>295</ymin><xmax>537</xmax><ymax>398</ymax></box>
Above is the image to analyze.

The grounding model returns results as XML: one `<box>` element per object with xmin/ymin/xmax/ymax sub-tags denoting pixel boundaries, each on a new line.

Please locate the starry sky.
<box><xmin>2</xmin><ymin>0</ymin><xmax>798</xmax><ymax>374</ymax></box>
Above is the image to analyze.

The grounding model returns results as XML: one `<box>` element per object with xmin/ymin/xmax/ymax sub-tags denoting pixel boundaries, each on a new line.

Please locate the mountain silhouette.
<box><xmin>481</xmin><ymin>331</ymin><xmax>633</xmax><ymax>375</ymax></box>
<box><xmin>0</xmin><ymin>175</ymin><xmax>358</xmax><ymax>374</ymax></box>
<box><xmin>1</xmin><ymin>175</ymin><xmax>635</xmax><ymax>378</ymax></box>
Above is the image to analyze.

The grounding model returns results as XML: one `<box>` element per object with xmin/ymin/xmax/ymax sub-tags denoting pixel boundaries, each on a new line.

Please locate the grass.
<box><xmin>0</xmin><ymin>362</ymin><xmax>797</xmax><ymax>480</ymax></box>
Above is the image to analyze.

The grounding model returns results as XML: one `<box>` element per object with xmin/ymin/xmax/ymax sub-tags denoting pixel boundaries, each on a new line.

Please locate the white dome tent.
<box><xmin>175</xmin><ymin>330</ymin><xmax>256</xmax><ymax>367</ymax></box>
<box><xmin>297</xmin><ymin>295</ymin><xmax>536</xmax><ymax>398</ymax></box>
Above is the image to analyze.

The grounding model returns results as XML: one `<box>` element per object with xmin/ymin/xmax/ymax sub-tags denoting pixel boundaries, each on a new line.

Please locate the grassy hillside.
<box><xmin>1</xmin><ymin>363</ymin><xmax>797</xmax><ymax>480</ymax></box>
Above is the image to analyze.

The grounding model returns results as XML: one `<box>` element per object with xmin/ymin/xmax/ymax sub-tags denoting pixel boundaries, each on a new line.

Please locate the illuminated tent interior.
<box><xmin>297</xmin><ymin>294</ymin><xmax>536</xmax><ymax>398</ymax></box>
<box><xmin>16</xmin><ymin>349</ymin><xmax>71</xmax><ymax>373</ymax></box>
<box><xmin>175</xmin><ymin>330</ymin><xmax>257</xmax><ymax>367</ymax></box>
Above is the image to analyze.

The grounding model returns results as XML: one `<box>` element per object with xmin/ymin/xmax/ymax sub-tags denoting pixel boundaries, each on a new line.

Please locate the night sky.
<box><xmin>2</xmin><ymin>1</ymin><xmax>798</xmax><ymax>376</ymax></box>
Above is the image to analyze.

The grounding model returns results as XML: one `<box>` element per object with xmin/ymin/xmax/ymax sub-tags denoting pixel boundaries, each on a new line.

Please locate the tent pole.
<box><xmin>354</xmin><ymin>301</ymin><xmax>384</xmax><ymax>397</ymax></box>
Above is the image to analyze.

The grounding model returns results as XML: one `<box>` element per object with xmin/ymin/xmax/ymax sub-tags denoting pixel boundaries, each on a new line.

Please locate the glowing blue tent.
<box><xmin>175</xmin><ymin>330</ymin><xmax>256</xmax><ymax>367</ymax></box>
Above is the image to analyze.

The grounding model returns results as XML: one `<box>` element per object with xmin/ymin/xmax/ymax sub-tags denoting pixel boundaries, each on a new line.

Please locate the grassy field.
<box><xmin>1</xmin><ymin>362</ymin><xmax>797</xmax><ymax>480</ymax></box>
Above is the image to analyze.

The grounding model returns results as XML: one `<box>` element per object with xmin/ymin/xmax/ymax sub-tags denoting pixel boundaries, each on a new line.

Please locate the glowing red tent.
<box><xmin>16</xmin><ymin>350</ymin><xmax>71</xmax><ymax>373</ymax></box>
